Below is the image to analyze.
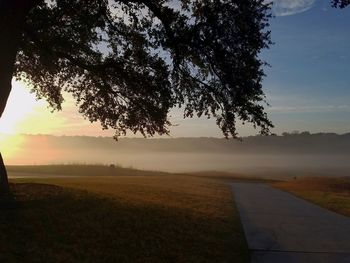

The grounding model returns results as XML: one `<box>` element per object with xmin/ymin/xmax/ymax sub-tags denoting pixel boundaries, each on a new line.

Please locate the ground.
<box><xmin>6</xmin><ymin>165</ymin><xmax>349</xmax><ymax>262</ymax></box>
<box><xmin>232</xmin><ymin>182</ymin><xmax>350</xmax><ymax>263</ymax></box>
<box><xmin>2</xmin><ymin>172</ymin><xmax>249</xmax><ymax>263</ymax></box>
<box><xmin>273</xmin><ymin>177</ymin><xmax>350</xmax><ymax>217</ymax></box>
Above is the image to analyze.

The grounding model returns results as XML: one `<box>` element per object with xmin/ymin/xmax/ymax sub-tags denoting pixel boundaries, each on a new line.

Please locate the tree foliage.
<box><xmin>14</xmin><ymin>0</ymin><xmax>273</xmax><ymax>138</ymax></box>
<box><xmin>332</xmin><ymin>0</ymin><xmax>350</xmax><ymax>8</ymax></box>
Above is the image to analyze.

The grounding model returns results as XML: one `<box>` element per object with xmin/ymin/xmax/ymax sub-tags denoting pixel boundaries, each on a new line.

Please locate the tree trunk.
<box><xmin>0</xmin><ymin>0</ymin><xmax>39</xmax><ymax>194</ymax></box>
<box><xmin>0</xmin><ymin>153</ymin><xmax>8</xmax><ymax>193</ymax></box>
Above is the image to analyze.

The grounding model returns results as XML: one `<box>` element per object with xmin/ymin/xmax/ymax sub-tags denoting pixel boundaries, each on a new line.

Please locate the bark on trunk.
<box><xmin>0</xmin><ymin>153</ymin><xmax>8</xmax><ymax>193</ymax></box>
<box><xmin>0</xmin><ymin>0</ymin><xmax>39</xmax><ymax>194</ymax></box>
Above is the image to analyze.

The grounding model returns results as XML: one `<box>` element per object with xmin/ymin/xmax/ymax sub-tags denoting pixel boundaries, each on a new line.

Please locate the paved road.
<box><xmin>231</xmin><ymin>183</ymin><xmax>350</xmax><ymax>263</ymax></box>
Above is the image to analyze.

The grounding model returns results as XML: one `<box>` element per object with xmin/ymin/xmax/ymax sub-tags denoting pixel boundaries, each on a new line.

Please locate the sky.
<box><xmin>1</xmin><ymin>0</ymin><xmax>350</xmax><ymax>138</ymax></box>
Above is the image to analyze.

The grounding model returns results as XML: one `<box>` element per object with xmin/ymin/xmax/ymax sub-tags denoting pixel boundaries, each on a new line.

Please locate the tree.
<box><xmin>332</xmin><ymin>0</ymin><xmax>350</xmax><ymax>8</ymax></box>
<box><xmin>0</xmin><ymin>0</ymin><xmax>273</xmax><ymax>193</ymax></box>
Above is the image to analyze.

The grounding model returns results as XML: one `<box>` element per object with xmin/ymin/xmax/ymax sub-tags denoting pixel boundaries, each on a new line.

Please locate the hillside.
<box><xmin>2</xmin><ymin>133</ymin><xmax>350</xmax><ymax>176</ymax></box>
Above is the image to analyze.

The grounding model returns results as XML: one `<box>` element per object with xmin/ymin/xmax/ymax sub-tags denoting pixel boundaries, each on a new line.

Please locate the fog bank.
<box><xmin>2</xmin><ymin>133</ymin><xmax>350</xmax><ymax>177</ymax></box>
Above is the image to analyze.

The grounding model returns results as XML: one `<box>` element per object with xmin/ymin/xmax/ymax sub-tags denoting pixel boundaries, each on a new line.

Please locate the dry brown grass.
<box><xmin>7</xmin><ymin>164</ymin><xmax>169</xmax><ymax>177</ymax></box>
<box><xmin>22</xmin><ymin>176</ymin><xmax>232</xmax><ymax>215</ymax></box>
<box><xmin>273</xmin><ymin>177</ymin><xmax>350</xmax><ymax>217</ymax></box>
<box><xmin>189</xmin><ymin>171</ymin><xmax>281</xmax><ymax>183</ymax></box>
<box><xmin>9</xmin><ymin>174</ymin><xmax>249</xmax><ymax>262</ymax></box>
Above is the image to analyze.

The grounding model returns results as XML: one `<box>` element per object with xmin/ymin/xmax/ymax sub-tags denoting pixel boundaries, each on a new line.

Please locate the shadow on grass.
<box><xmin>0</xmin><ymin>183</ymin><xmax>248</xmax><ymax>263</ymax></box>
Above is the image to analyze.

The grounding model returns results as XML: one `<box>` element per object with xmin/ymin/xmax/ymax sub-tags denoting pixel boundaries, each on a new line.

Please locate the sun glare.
<box><xmin>0</xmin><ymin>81</ymin><xmax>41</xmax><ymax>134</ymax></box>
<box><xmin>0</xmin><ymin>81</ymin><xmax>41</xmax><ymax>161</ymax></box>
<box><xmin>0</xmin><ymin>134</ymin><xmax>25</xmax><ymax>160</ymax></box>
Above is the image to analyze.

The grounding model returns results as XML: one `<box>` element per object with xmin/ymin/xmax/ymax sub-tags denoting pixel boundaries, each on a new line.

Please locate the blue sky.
<box><xmin>170</xmin><ymin>0</ymin><xmax>350</xmax><ymax>137</ymax></box>
<box><xmin>261</xmin><ymin>0</ymin><xmax>350</xmax><ymax>135</ymax></box>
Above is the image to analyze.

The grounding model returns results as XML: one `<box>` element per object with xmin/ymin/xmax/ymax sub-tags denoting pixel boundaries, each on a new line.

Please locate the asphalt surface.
<box><xmin>231</xmin><ymin>183</ymin><xmax>350</xmax><ymax>263</ymax></box>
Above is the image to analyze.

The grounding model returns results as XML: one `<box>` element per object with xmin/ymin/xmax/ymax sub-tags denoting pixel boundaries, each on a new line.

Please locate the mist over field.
<box><xmin>3</xmin><ymin>133</ymin><xmax>350</xmax><ymax>178</ymax></box>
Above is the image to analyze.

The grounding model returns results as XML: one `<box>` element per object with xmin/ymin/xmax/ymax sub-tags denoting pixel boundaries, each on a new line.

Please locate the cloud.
<box><xmin>266</xmin><ymin>0</ymin><xmax>317</xmax><ymax>16</ymax></box>
<box><xmin>268</xmin><ymin>104</ymin><xmax>350</xmax><ymax>113</ymax></box>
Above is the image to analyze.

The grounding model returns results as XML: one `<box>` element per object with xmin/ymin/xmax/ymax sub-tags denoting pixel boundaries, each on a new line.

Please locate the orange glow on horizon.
<box><xmin>0</xmin><ymin>134</ymin><xmax>25</xmax><ymax>161</ymax></box>
<box><xmin>0</xmin><ymin>81</ymin><xmax>62</xmax><ymax>163</ymax></box>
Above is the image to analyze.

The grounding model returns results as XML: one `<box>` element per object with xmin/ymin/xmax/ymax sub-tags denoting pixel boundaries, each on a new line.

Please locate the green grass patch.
<box><xmin>273</xmin><ymin>177</ymin><xmax>350</xmax><ymax>217</ymax></box>
<box><xmin>5</xmin><ymin>175</ymin><xmax>249</xmax><ymax>262</ymax></box>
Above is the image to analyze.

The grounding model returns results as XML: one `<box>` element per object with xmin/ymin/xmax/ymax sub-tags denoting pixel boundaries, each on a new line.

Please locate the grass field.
<box><xmin>273</xmin><ymin>177</ymin><xmax>350</xmax><ymax>217</ymax></box>
<box><xmin>4</xmin><ymin>172</ymin><xmax>249</xmax><ymax>262</ymax></box>
<box><xmin>7</xmin><ymin>164</ymin><xmax>169</xmax><ymax>177</ymax></box>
